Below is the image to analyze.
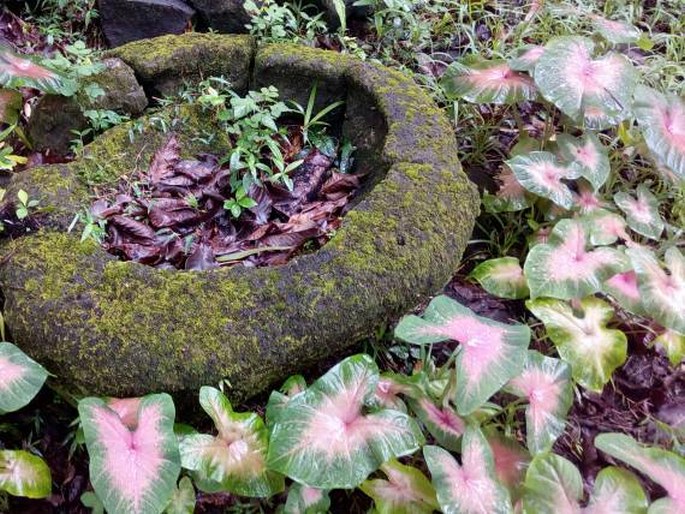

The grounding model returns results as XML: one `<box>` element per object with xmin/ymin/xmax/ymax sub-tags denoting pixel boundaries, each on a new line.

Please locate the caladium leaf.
<box><xmin>522</xmin><ymin>453</ymin><xmax>582</xmax><ymax>514</ymax></box>
<box><xmin>0</xmin><ymin>342</ymin><xmax>48</xmax><ymax>414</ymax></box>
<box><xmin>81</xmin><ymin>491</ymin><xmax>105</xmax><ymax>514</ymax></box>
<box><xmin>509</xmin><ymin>45</ymin><xmax>545</xmax><ymax>73</ymax></box>
<box><xmin>654</xmin><ymin>329</ymin><xmax>685</xmax><ymax>366</ymax></box>
<box><xmin>556</xmin><ymin>133</ymin><xmax>610</xmax><ymax>191</ymax></box>
<box><xmin>409</xmin><ymin>397</ymin><xmax>465</xmax><ymax>451</ymax></box>
<box><xmin>482</xmin><ymin>167</ymin><xmax>535</xmax><ymax>213</ymax></box>
<box><xmin>590</xmin><ymin>15</ymin><xmax>641</xmax><ymax>45</ymax></box>
<box><xmin>163</xmin><ymin>477</ymin><xmax>195</xmax><ymax>514</ymax></box>
<box><xmin>0</xmin><ymin>88</ymin><xmax>22</xmax><ymax>125</ymax></box>
<box><xmin>424</xmin><ymin>426</ymin><xmax>513</xmax><ymax>514</ymax></box>
<box><xmin>603</xmin><ymin>270</ymin><xmax>646</xmax><ymax>317</ymax></box>
<box><xmin>595</xmin><ymin>433</ymin><xmax>685</xmax><ymax>511</ymax></box>
<box><xmin>265</xmin><ymin>375</ymin><xmax>307</xmax><ymax>428</ymax></box>
<box><xmin>484</xmin><ymin>430</ymin><xmax>530</xmax><ymax>501</ymax></box>
<box><xmin>505</xmin><ymin>351</ymin><xmax>573</xmax><ymax>454</ymax></box>
<box><xmin>524</xmin><ymin>218</ymin><xmax>629</xmax><ymax>299</ymax></box>
<box><xmin>534</xmin><ymin>36</ymin><xmax>637</xmax><ymax>129</ymax></box>
<box><xmin>628</xmin><ymin>247</ymin><xmax>685</xmax><ymax>333</ymax></box>
<box><xmin>78</xmin><ymin>394</ymin><xmax>181</xmax><ymax>514</ymax></box>
<box><xmin>506</xmin><ymin>152</ymin><xmax>582</xmax><ymax>210</ymax></box>
<box><xmin>470</xmin><ymin>257</ymin><xmax>530</xmax><ymax>300</ymax></box>
<box><xmin>526</xmin><ymin>297</ymin><xmax>627</xmax><ymax>392</ymax></box>
<box><xmin>441</xmin><ymin>59</ymin><xmax>537</xmax><ymax>104</ymax></box>
<box><xmin>359</xmin><ymin>459</ymin><xmax>439</xmax><ymax>514</ymax></box>
<box><xmin>179</xmin><ymin>387</ymin><xmax>283</xmax><ymax>497</ymax></box>
<box><xmin>584</xmin><ymin>467</ymin><xmax>649</xmax><ymax>514</ymax></box>
<box><xmin>0</xmin><ymin>45</ymin><xmax>63</xmax><ymax>93</ymax></box>
<box><xmin>374</xmin><ymin>373</ymin><xmax>420</xmax><ymax>412</ymax></box>
<box><xmin>0</xmin><ymin>450</ymin><xmax>52</xmax><ymax>499</ymax></box>
<box><xmin>633</xmin><ymin>85</ymin><xmax>685</xmax><ymax>178</ymax></box>
<box><xmin>614</xmin><ymin>184</ymin><xmax>664</xmax><ymax>240</ymax></box>
<box><xmin>267</xmin><ymin>354</ymin><xmax>424</xmax><ymax>489</ymax></box>
<box><xmin>283</xmin><ymin>483</ymin><xmax>330</xmax><ymax>514</ymax></box>
<box><xmin>578</xmin><ymin>209</ymin><xmax>629</xmax><ymax>246</ymax></box>
<box><xmin>395</xmin><ymin>295</ymin><xmax>530</xmax><ymax>415</ymax></box>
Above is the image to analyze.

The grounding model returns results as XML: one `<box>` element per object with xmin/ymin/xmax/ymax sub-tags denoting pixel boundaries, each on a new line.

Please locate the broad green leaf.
<box><xmin>509</xmin><ymin>45</ymin><xmax>545</xmax><ymax>73</ymax></box>
<box><xmin>584</xmin><ymin>467</ymin><xmax>649</xmax><ymax>514</ymax></box>
<box><xmin>267</xmin><ymin>354</ymin><xmax>424</xmax><ymax>489</ymax></box>
<box><xmin>614</xmin><ymin>184</ymin><xmax>664</xmax><ymax>240</ymax></box>
<box><xmin>482</xmin><ymin>167</ymin><xmax>535</xmax><ymax>213</ymax></box>
<box><xmin>283</xmin><ymin>483</ymin><xmax>330</xmax><ymax>514</ymax></box>
<box><xmin>0</xmin><ymin>450</ymin><xmax>51</xmax><ymax>499</ymax></box>
<box><xmin>603</xmin><ymin>270</ymin><xmax>646</xmax><ymax>316</ymax></box>
<box><xmin>578</xmin><ymin>209</ymin><xmax>629</xmax><ymax>246</ymax></box>
<box><xmin>424</xmin><ymin>426</ymin><xmax>513</xmax><ymax>514</ymax></box>
<box><xmin>590</xmin><ymin>15</ymin><xmax>641</xmax><ymax>45</ymax></box>
<box><xmin>506</xmin><ymin>152</ymin><xmax>582</xmax><ymax>209</ymax></box>
<box><xmin>534</xmin><ymin>36</ymin><xmax>636</xmax><ymax>129</ymax></box>
<box><xmin>0</xmin><ymin>89</ymin><xmax>22</xmax><ymax>125</ymax></box>
<box><xmin>180</xmin><ymin>387</ymin><xmax>283</xmax><ymax>497</ymax></box>
<box><xmin>265</xmin><ymin>375</ymin><xmax>307</xmax><ymax>428</ymax></box>
<box><xmin>633</xmin><ymin>85</ymin><xmax>685</xmax><ymax>179</ymax></box>
<box><xmin>470</xmin><ymin>257</ymin><xmax>530</xmax><ymax>299</ymax></box>
<box><xmin>441</xmin><ymin>59</ymin><xmax>537</xmax><ymax>104</ymax></box>
<box><xmin>359</xmin><ymin>459</ymin><xmax>439</xmax><ymax>514</ymax></box>
<box><xmin>629</xmin><ymin>247</ymin><xmax>685</xmax><ymax>333</ymax></box>
<box><xmin>595</xmin><ymin>433</ymin><xmax>685</xmax><ymax>510</ymax></box>
<box><xmin>522</xmin><ymin>453</ymin><xmax>582</xmax><ymax>514</ymax></box>
<box><xmin>654</xmin><ymin>329</ymin><xmax>685</xmax><ymax>366</ymax></box>
<box><xmin>526</xmin><ymin>297</ymin><xmax>627</xmax><ymax>391</ymax></box>
<box><xmin>0</xmin><ymin>46</ymin><xmax>63</xmax><ymax>93</ymax></box>
<box><xmin>0</xmin><ymin>342</ymin><xmax>48</xmax><ymax>414</ymax></box>
<box><xmin>78</xmin><ymin>394</ymin><xmax>181</xmax><ymax>514</ymax></box>
<box><xmin>163</xmin><ymin>477</ymin><xmax>195</xmax><ymax>514</ymax></box>
<box><xmin>409</xmin><ymin>397</ymin><xmax>465</xmax><ymax>451</ymax></box>
<box><xmin>484</xmin><ymin>430</ymin><xmax>530</xmax><ymax>502</ymax></box>
<box><xmin>81</xmin><ymin>491</ymin><xmax>105</xmax><ymax>514</ymax></box>
<box><xmin>505</xmin><ymin>351</ymin><xmax>573</xmax><ymax>454</ymax></box>
<box><xmin>524</xmin><ymin>219</ymin><xmax>629</xmax><ymax>299</ymax></box>
<box><xmin>556</xmin><ymin>133</ymin><xmax>610</xmax><ymax>191</ymax></box>
<box><xmin>395</xmin><ymin>295</ymin><xmax>530</xmax><ymax>415</ymax></box>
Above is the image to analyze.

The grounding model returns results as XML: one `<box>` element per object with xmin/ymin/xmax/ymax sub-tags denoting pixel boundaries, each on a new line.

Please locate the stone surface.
<box><xmin>188</xmin><ymin>0</ymin><xmax>251</xmax><ymax>33</ymax></box>
<box><xmin>99</xmin><ymin>0</ymin><xmax>195</xmax><ymax>48</ymax></box>
<box><xmin>0</xmin><ymin>34</ymin><xmax>479</xmax><ymax>401</ymax></box>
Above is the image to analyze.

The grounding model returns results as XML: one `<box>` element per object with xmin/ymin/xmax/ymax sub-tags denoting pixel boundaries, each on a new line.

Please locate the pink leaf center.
<box><xmin>606</xmin><ymin>271</ymin><xmax>640</xmax><ymax>300</ymax></box>
<box><xmin>0</xmin><ymin>357</ymin><xmax>25</xmax><ymax>390</ymax></box>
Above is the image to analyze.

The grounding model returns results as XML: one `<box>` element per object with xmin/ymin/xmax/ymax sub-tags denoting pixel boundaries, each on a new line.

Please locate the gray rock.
<box><xmin>188</xmin><ymin>0</ymin><xmax>251</xmax><ymax>33</ymax></box>
<box><xmin>84</xmin><ymin>58</ymin><xmax>148</xmax><ymax>114</ymax></box>
<box><xmin>99</xmin><ymin>0</ymin><xmax>195</xmax><ymax>47</ymax></box>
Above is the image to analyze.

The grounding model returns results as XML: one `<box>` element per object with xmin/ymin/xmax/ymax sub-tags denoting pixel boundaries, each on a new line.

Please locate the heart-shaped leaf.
<box><xmin>359</xmin><ymin>459</ymin><xmax>439</xmax><ymax>514</ymax></box>
<box><xmin>164</xmin><ymin>477</ymin><xmax>195</xmax><ymax>514</ymax></box>
<box><xmin>628</xmin><ymin>247</ymin><xmax>685</xmax><ymax>333</ymax></box>
<box><xmin>78</xmin><ymin>394</ymin><xmax>181</xmax><ymax>514</ymax></box>
<box><xmin>424</xmin><ymin>426</ymin><xmax>513</xmax><ymax>514</ymax></box>
<box><xmin>603</xmin><ymin>270</ymin><xmax>646</xmax><ymax>316</ymax></box>
<box><xmin>556</xmin><ymin>133</ymin><xmax>610</xmax><ymax>191</ymax></box>
<box><xmin>267</xmin><ymin>354</ymin><xmax>424</xmax><ymax>489</ymax></box>
<box><xmin>534</xmin><ymin>36</ymin><xmax>637</xmax><ymax>129</ymax></box>
<box><xmin>633</xmin><ymin>85</ymin><xmax>685</xmax><ymax>178</ymax></box>
<box><xmin>506</xmin><ymin>152</ymin><xmax>582</xmax><ymax>210</ymax></box>
<box><xmin>395</xmin><ymin>295</ymin><xmax>530</xmax><ymax>415</ymax></box>
<box><xmin>0</xmin><ymin>88</ymin><xmax>22</xmax><ymax>125</ymax></box>
<box><xmin>482</xmin><ymin>167</ymin><xmax>535</xmax><ymax>213</ymax></box>
<box><xmin>509</xmin><ymin>45</ymin><xmax>545</xmax><ymax>73</ymax></box>
<box><xmin>0</xmin><ymin>45</ymin><xmax>63</xmax><ymax>93</ymax></box>
<box><xmin>0</xmin><ymin>450</ymin><xmax>52</xmax><ymax>499</ymax></box>
<box><xmin>595</xmin><ymin>433</ymin><xmax>685</xmax><ymax>512</ymax></box>
<box><xmin>180</xmin><ymin>387</ymin><xmax>283</xmax><ymax>497</ymax></box>
<box><xmin>654</xmin><ymin>329</ymin><xmax>685</xmax><ymax>366</ymax></box>
<box><xmin>614</xmin><ymin>184</ymin><xmax>664</xmax><ymax>240</ymax></box>
<box><xmin>584</xmin><ymin>467</ymin><xmax>649</xmax><ymax>514</ymax></box>
<box><xmin>505</xmin><ymin>351</ymin><xmax>573</xmax><ymax>454</ymax></box>
<box><xmin>283</xmin><ymin>483</ymin><xmax>330</xmax><ymax>514</ymax></box>
<box><xmin>265</xmin><ymin>375</ymin><xmax>307</xmax><ymax>428</ymax></box>
<box><xmin>524</xmin><ymin>219</ymin><xmax>629</xmax><ymax>299</ymax></box>
<box><xmin>578</xmin><ymin>209</ymin><xmax>629</xmax><ymax>246</ymax></box>
<box><xmin>590</xmin><ymin>15</ymin><xmax>641</xmax><ymax>45</ymax></box>
<box><xmin>441</xmin><ymin>59</ymin><xmax>537</xmax><ymax>104</ymax></box>
<box><xmin>409</xmin><ymin>397</ymin><xmax>465</xmax><ymax>451</ymax></box>
<box><xmin>526</xmin><ymin>297</ymin><xmax>628</xmax><ymax>391</ymax></box>
<box><xmin>470</xmin><ymin>257</ymin><xmax>530</xmax><ymax>299</ymax></box>
<box><xmin>0</xmin><ymin>342</ymin><xmax>48</xmax><ymax>414</ymax></box>
<box><xmin>484</xmin><ymin>430</ymin><xmax>530</xmax><ymax>501</ymax></box>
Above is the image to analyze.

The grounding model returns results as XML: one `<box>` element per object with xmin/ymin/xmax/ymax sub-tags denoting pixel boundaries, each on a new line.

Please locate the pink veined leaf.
<box><xmin>577</xmin><ymin>209</ymin><xmax>629</xmax><ymax>246</ymax></box>
<box><xmin>283</xmin><ymin>482</ymin><xmax>331</xmax><ymax>514</ymax></box>
<box><xmin>0</xmin><ymin>450</ymin><xmax>52</xmax><ymax>499</ymax></box>
<box><xmin>506</xmin><ymin>151</ymin><xmax>582</xmax><ymax>209</ymax></box>
<box><xmin>653</xmin><ymin>329</ymin><xmax>685</xmax><ymax>366</ymax></box>
<box><xmin>506</xmin><ymin>351</ymin><xmax>573</xmax><ymax>454</ymax></box>
<box><xmin>572</xmin><ymin>182</ymin><xmax>605</xmax><ymax>214</ymax></box>
<box><xmin>373</xmin><ymin>373</ymin><xmax>422</xmax><ymax>412</ymax></box>
<box><xmin>265</xmin><ymin>375</ymin><xmax>308</xmax><ymax>428</ymax></box>
<box><xmin>469</xmin><ymin>257</ymin><xmax>530</xmax><ymax>300</ymax></box>
<box><xmin>633</xmin><ymin>85</ymin><xmax>685</xmax><ymax>179</ymax></box>
<box><xmin>410</xmin><ymin>397</ymin><xmax>465</xmax><ymax>451</ymax></box>
<box><xmin>0</xmin><ymin>342</ymin><xmax>48</xmax><ymax>414</ymax></box>
<box><xmin>484</xmin><ymin>430</ymin><xmax>530</xmax><ymax>502</ymax></box>
<box><xmin>584</xmin><ymin>467</ymin><xmax>649</xmax><ymax>514</ymax></box>
<box><xmin>522</xmin><ymin>453</ymin><xmax>582</xmax><ymax>514</ymax></box>
<box><xmin>509</xmin><ymin>45</ymin><xmax>545</xmax><ymax>72</ymax></box>
<box><xmin>590</xmin><ymin>14</ymin><xmax>641</xmax><ymax>45</ymax></box>
<box><xmin>77</xmin><ymin>394</ymin><xmax>180</xmax><ymax>514</ymax></box>
<box><xmin>0</xmin><ymin>45</ymin><xmax>63</xmax><ymax>93</ymax></box>
<box><xmin>524</xmin><ymin>218</ymin><xmax>629</xmax><ymax>300</ymax></box>
<box><xmin>603</xmin><ymin>270</ymin><xmax>645</xmax><ymax>316</ymax></box>
<box><xmin>394</xmin><ymin>295</ymin><xmax>530</xmax><ymax>415</ymax></box>
<box><xmin>556</xmin><ymin>132</ymin><xmax>610</xmax><ymax>191</ymax></box>
<box><xmin>424</xmin><ymin>426</ymin><xmax>513</xmax><ymax>514</ymax></box>
<box><xmin>614</xmin><ymin>184</ymin><xmax>664</xmax><ymax>240</ymax></box>
<box><xmin>482</xmin><ymin>166</ymin><xmax>535</xmax><ymax>213</ymax></box>
<box><xmin>534</xmin><ymin>36</ymin><xmax>637</xmax><ymax>129</ymax></box>
<box><xmin>441</xmin><ymin>59</ymin><xmax>537</xmax><ymax>105</ymax></box>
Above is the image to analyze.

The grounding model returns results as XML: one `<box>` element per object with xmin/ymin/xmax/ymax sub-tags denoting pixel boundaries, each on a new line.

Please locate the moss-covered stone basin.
<box><xmin>0</xmin><ymin>34</ymin><xmax>479</xmax><ymax>399</ymax></box>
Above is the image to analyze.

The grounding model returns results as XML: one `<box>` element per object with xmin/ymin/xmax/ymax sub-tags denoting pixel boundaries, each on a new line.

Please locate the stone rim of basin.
<box><xmin>0</xmin><ymin>33</ymin><xmax>479</xmax><ymax>400</ymax></box>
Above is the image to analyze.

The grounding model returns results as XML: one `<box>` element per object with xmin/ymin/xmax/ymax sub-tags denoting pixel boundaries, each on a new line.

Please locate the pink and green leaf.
<box><xmin>505</xmin><ymin>351</ymin><xmax>573</xmax><ymax>454</ymax></box>
<box><xmin>0</xmin><ymin>45</ymin><xmax>63</xmax><ymax>93</ymax></box>
<box><xmin>374</xmin><ymin>372</ymin><xmax>422</xmax><ymax>412</ymax></box>
<box><xmin>522</xmin><ymin>453</ymin><xmax>582</xmax><ymax>514</ymax></box>
<box><xmin>283</xmin><ymin>483</ymin><xmax>331</xmax><ymax>514</ymax></box>
<box><xmin>470</xmin><ymin>257</ymin><xmax>530</xmax><ymax>300</ymax></box>
<box><xmin>602</xmin><ymin>271</ymin><xmax>646</xmax><ymax>316</ymax></box>
<box><xmin>441</xmin><ymin>59</ymin><xmax>537</xmax><ymax>105</ymax></box>
<box><xmin>595</xmin><ymin>433</ymin><xmax>685</xmax><ymax>510</ymax></box>
<box><xmin>164</xmin><ymin>477</ymin><xmax>195</xmax><ymax>514</ymax></box>
<box><xmin>482</xmin><ymin>167</ymin><xmax>535</xmax><ymax>213</ymax></box>
<box><xmin>359</xmin><ymin>459</ymin><xmax>439</xmax><ymax>514</ymax></box>
<box><xmin>628</xmin><ymin>247</ymin><xmax>685</xmax><ymax>333</ymax></box>
<box><xmin>0</xmin><ymin>88</ymin><xmax>22</xmax><ymax>125</ymax></box>
<box><xmin>266</xmin><ymin>354</ymin><xmax>424</xmax><ymax>489</ymax></box>
<box><xmin>509</xmin><ymin>45</ymin><xmax>545</xmax><ymax>73</ymax></box>
<box><xmin>409</xmin><ymin>397</ymin><xmax>465</xmax><ymax>451</ymax></box>
<box><xmin>534</xmin><ymin>36</ymin><xmax>637</xmax><ymax>129</ymax></box>
<box><xmin>484</xmin><ymin>430</ymin><xmax>530</xmax><ymax>501</ymax></box>
<box><xmin>653</xmin><ymin>329</ymin><xmax>685</xmax><ymax>366</ymax></box>
<box><xmin>524</xmin><ymin>219</ymin><xmax>629</xmax><ymax>299</ymax></box>
<box><xmin>0</xmin><ymin>450</ymin><xmax>52</xmax><ymax>499</ymax></box>
<box><xmin>395</xmin><ymin>295</ymin><xmax>530</xmax><ymax>415</ymax></box>
<box><xmin>584</xmin><ymin>467</ymin><xmax>649</xmax><ymax>514</ymax></box>
<box><xmin>179</xmin><ymin>387</ymin><xmax>283</xmax><ymax>497</ymax></box>
<box><xmin>77</xmin><ymin>394</ymin><xmax>181</xmax><ymax>514</ymax></box>
<box><xmin>0</xmin><ymin>342</ymin><xmax>48</xmax><ymax>414</ymax></box>
<box><xmin>590</xmin><ymin>15</ymin><xmax>641</xmax><ymax>45</ymax></box>
<box><xmin>614</xmin><ymin>184</ymin><xmax>664</xmax><ymax>240</ymax></box>
<box><xmin>506</xmin><ymin>152</ymin><xmax>582</xmax><ymax>209</ymax></box>
<box><xmin>556</xmin><ymin>133</ymin><xmax>610</xmax><ymax>191</ymax></box>
<box><xmin>424</xmin><ymin>426</ymin><xmax>513</xmax><ymax>514</ymax></box>
<box><xmin>633</xmin><ymin>85</ymin><xmax>685</xmax><ymax>179</ymax></box>
<box><xmin>266</xmin><ymin>375</ymin><xmax>307</xmax><ymax>428</ymax></box>
<box><xmin>578</xmin><ymin>209</ymin><xmax>629</xmax><ymax>246</ymax></box>
<box><xmin>526</xmin><ymin>297</ymin><xmax>628</xmax><ymax>392</ymax></box>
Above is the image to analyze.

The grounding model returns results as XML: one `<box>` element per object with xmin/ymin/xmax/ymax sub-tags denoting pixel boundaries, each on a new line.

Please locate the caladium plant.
<box><xmin>603</xmin><ymin>270</ymin><xmax>646</xmax><ymax>316</ymax></box>
<box><xmin>164</xmin><ymin>477</ymin><xmax>195</xmax><ymax>514</ymax></box>
<box><xmin>482</xmin><ymin>167</ymin><xmax>535</xmax><ymax>213</ymax></box>
<box><xmin>283</xmin><ymin>482</ymin><xmax>331</xmax><ymax>514</ymax></box>
<box><xmin>179</xmin><ymin>387</ymin><xmax>283</xmax><ymax>497</ymax></box>
<box><xmin>578</xmin><ymin>209</ymin><xmax>629</xmax><ymax>247</ymax></box>
<box><xmin>469</xmin><ymin>257</ymin><xmax>530</xmax><ymax>300</ymax></box>
<box><xmin>0</xmin><ymin>450</ymin><xmax>52</xmax><ymax>499</ymax></box>
<box><xmin>0</xmin><ymin>342</ymin><xmax>48</xmax><ymax>414</ymax></box>
<box><xmin>485</xmin><ymin>430</ymin><xmax>530</xmax><ymax>502</ymax></box>
<box><xmin>409</xmin><ymin>397</ymin><xmax>465</xmax><ymax>451</ymax></box>
<box><xmin>653</xmin><ymin>329</ymin><xmax>685</xmax><ymax>366</ymax></box>
<box><xmin>267</xmin><ymin>354</ymin><xmax>424</xmax><ymax>489</ymax></box>
<box><xmin>556</xmin><ymin>132</ymin><xmax>610</xmax><ymax>191</ymax></box>
<box><xmin>589</xmin><ymin>15</ymin><xmax>641</xmax><ymax>45</ymax></box>
<box><xmin>614</xmin><ymin>184</ymin><xmax>664</xmax><ymax>240</ymax></box>
<box><xmin>509</xmin><ymin>45</ymin><xmax>545</xmax><ymax>73</ymax></box>
<box><xmin>78</xmin><ymin>394</ymin><xmax>181</xmax><ymax>514</ymax></box>
<box><xmin>0</xmin><ymin>45</ymin><xmax>63</xmax><ymax>93</ymax></box>
<box><xmin>394</xmin><ymin>295</ymin><xmax>530</xmax><ymax>415</ymax></box>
